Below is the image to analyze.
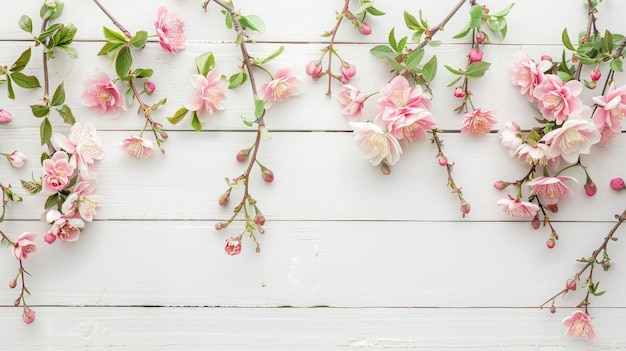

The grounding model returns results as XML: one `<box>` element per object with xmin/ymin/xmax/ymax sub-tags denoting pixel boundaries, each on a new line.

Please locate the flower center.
<box><xmin>562</xmin><ymin>128</ymin><xmax>584</xmax><ymax>149</ymax></box>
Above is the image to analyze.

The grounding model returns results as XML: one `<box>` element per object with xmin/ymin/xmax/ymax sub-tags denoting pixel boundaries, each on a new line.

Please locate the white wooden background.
<box><xmin>1</xmin><ymin>0</ymin><xmax>625</xmax><ymax>349</ymax></box>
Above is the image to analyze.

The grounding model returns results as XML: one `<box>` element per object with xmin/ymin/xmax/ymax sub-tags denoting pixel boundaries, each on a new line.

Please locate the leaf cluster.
<box><xmin>0</xmin><ymin>48</ymin><xmax>41</xmax><ymax>99</ymax></box>
<box><xmin>454</xmin><ymin>4</ymin><xmax>514</xmax><ymax>40</ymax></box>
<box><xmin>562</xmin><ymin>28</ymin><xmax>625</xmax><ymax>83</ymax></box>
<box><xmin>31</xmin><ymin>82</ymin><xmax>76</xmax><ymax>145</ymax></box>
<box><xmin>20</xmin><ymin>2</ymin><xmax>78</xmax><ymax>60</ymax></box>
<box><xmin>97</xmin><ymin>27</ymin><xmax>150</xmax><ymax>81</ymax></box>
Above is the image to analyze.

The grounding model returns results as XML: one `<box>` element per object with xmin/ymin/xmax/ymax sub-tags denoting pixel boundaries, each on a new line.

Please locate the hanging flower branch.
<box><xmin>1</xmin><ymin>230</ymin><xmax>37</xmax><ymax>324</ymax></box>
<box><xmin>169</xmin><ymin>0</ymin><xmax>301</xmax><ymax>254</ymax></box>
<box><xmin>91</xmin><ymin>0</ymin><xmax>184</xmax><ymax>157</ymax></box>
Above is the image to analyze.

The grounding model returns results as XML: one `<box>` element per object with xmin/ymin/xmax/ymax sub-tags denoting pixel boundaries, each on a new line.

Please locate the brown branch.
<box><xmin>92</xmin><ymin>0</ymin><xmax>132</xmax><ymax>39</ymax></box>
<box><xmin>416</xmin><ymin>0</ymin><xmax>469</xmax><ymax>50</ymax></box>
<box><xmin>324</xmin><ymin>0</ymin><xmax>350</xmax><ymax>96</ymax></box>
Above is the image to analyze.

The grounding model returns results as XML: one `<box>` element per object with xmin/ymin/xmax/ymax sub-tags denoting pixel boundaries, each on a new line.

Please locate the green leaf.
<box><xmin>562</xmin><ymin>28</ymin><xmax>575</xmax><ymax>51</ymax></box>
<box><xmin>150</xmin><ymin>98</ymin><xmax>167</xmax><ymax>111</ymax></box>
<box><xmin>240</xmin><ymin>15</ymin><xmax>266</xmax><ymax>33</ymax></box>
<box><xmin>195</xmin><ymin>52</ymin><xmax>215</xmax><ymax>76</ymax></box>
<box><xmin>428</xmin><ymin>40</ymin><xmax>442</xmax><ymax>47</ymax></box>
<box><xmin>254</xmin><ymin>99</ymin><xmax>265</xmax><ymax>118</ymax></box>
<box><xmin>406</xmin><ymin>49</ymin><xmax>425</xmax><ymax>69</ymax></box>
<box><xmin>40</xmin><ymin>1</ymin><xmax>64</xmax><ymax>20</ymax></box>
<box><xmin>256</xmin><ymin>45</ymin><xmax>284</xmax><ymax>64</ymax></box>
<box><xmin>610</xmin><ymin>58</ymin><xmax>623</xmax><ymax>72</ymax></box>
<box><xmin>40</xmin><ymin>118</ymin><xmax>53</xmax><ymax>145</ymax></box>
<box><xmin>10</xmin><ymin>72</ymin><xmax>41</xmax><ymax>89</ymax></box>
<box><xmin>31</xmin><ymin>104</ymin><xmax>50</xmax><ymax>118</ymax></box>
<box><xmin>493</xmin><ymin>3</ymin><xmax>515</xmax><ymax>17</ymax></box>
<box><xmin>404</xmin><ymin>11</ymin><xmax>421</xmax><ymax>30</ymax></box>
<box><xmin>104</xmin><ymin>27</ymin><xmax>129</xmax><ymax>43</ymax></box>
<box><xmin>385</xmin><ymin>56</ymin><xmax>405</xmax><ymax>72</ymax></box>
<box><xmin>97</xmin><ymin>42</ymin><xmax>116</xmax><ymax>56</ymax></box>
<box><xmin>56</xmin><ymin>104</ymin><xmax>76</xmax><ymax>125</ymax></box>
<box><xmin>131</xmin><ymin>30</ymin><xmax>148</xmax><ymax>48</ymax></box>
<box><xmin>37</xmin><ymin>23</ymin><xmax>61</xmax><ymax>44</ymax></box>
<box><xmin>444</xmin><ymin>65</ymin><xmax>463</xmax><ymax>76</ymax></box>
<box><xmin>44</xmin><ymin>194</ymin><xmax>59</xmax><ymax>210</ymax></box>
<box><xmin>115</xmin><ymin>46</ymin><xmax>133</xmax><ymax>79</ymax></box>
<box><xmin>604</xmin><ymin>30</ymin><xmax>614</xmax><ymax>53</ymax></box>
<box><xmin>388</xmin><ymin>28</ymin><xmax>398</xmax><ymax>52</ymax></box>
<box><xmin>6</xmin><ymin>77</ymin><xmax>15</xmax><ymax>100</ymax></box>
<box><xmin>228</xmin><ymin>72</ymin><xmax>248</xmax><ymax>89</ymax></box>
<box><xmin>51</xmin><ymin>83</ymin><xmax>65</xmax><ymax>107</ymax></box>
<box><xmin>422</xmin><ymin>55</ymin><xmax>437</xmax><ymax>82</ymax></box>
<box><xmin>191</xmin><ymin>111</ymin><xmax>202</xmax><ymax>131</ymax></box>
<box><xmin>556</xmin><ymin>70</ymin><xmax>572</xmax><ymax>82</ymax></box>
<box><xmin>466</xmin><ymin>61</ymin><xmax>492</xmax><ymax>78</ymax></box>
<box><xmin>18</xmin><ymin>15</ymin><xmax>32</xmax><ymax>33</ymax></box>
<box><xmin>57</xmin><ymin>45</ymin><xmax>78</xmax><ymax>59</ymax></box>
<box><xmin>411</xmin><ymin>30</ymin><xmax>424</xmax><ymax>44</ymax></box>
<box><xmin>397</xmin><ymin>36</ymin><xmax>408</xmax><ymax>53</ymax></box>
<box><xmin>55</xmin><ymin>23</ymin><xmax>77</xmax><ymax>46</ymax></box>
<box><xmin>134</xmin><ymin>68</ymin><xmax>153</xmax><ymax>79</ymax></box>
<box><xmin>365</xmin><ymin>6</ymin><xmax>385</xmax><ymax>16</ymax></box>
<box><xmin>10</xmin><ymin>48</ymin><xmax>32</xmax><ymax>73</ymax></box>
<box><xmin>370</xmin><ymin>45</ymin><xmax>395</xmax><ymax>58</ymax></box>
<box><xmin>167</xmin><ymin>107</ymin><xmax>189</xmax><ymax>125</ymax></box>
<box><xmin>469</xmin><ymin>5</ymin><xmax>484</xmax><ymax>28</ymax></box>
<box><xmin>242</xmin><ymin>118</ymin><xmax>254</xmax><ymax>127</ymax></box>
<box><xmin>446</xmin><ymin>75</ymin><xmax>462</xmax><ymax>87</ymax></box>
<box><xmin>222</xmin><ymin>10</ymin><xmax>233</xmax><ymax>29</ymax></box>
<box><xmin>453</xmin><ymin>24</ymin><xmax>471</xmax><ymax>39</ymax></box>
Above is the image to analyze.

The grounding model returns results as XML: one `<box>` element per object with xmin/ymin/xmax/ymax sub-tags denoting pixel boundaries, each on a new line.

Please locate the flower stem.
<box><xmin>430</xmin><ymin>129</ymin><xmax>469</xmax><ymax>217</ymax></box>
<box><xmin>416</xmin><ymin>0</ymin><xmax>469</xmax><ymax>50</ymax></box>
<box><xmin>92</xmin><ymin>0</ymin><xmax>132</xmax><ymax>39</ymax></box>
<box><xmin>323</xmin><ymin>0</ymin><xmax>351</xmax><ymax>96</ymax></box>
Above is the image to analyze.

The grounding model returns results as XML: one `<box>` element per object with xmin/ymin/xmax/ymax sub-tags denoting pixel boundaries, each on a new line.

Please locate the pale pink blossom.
<box><xmin>305</xmin><ymin>60</ymin><xmax>323</xmax><ymax>79</ymax></box>
<box><xmin>44</xmin><ymin>210</ymin><xmax>85</xmax><ymax>243</ymax></box>
<box><xmin>563</xmin><ymin>311</ymin><xmax>598</xmax><ymax>341</ymax></box>
<box><xmin>497</xmin><ymin>196</ymin><xmax>540</xmax><ymax>217</ymax></box>
<box><xmin>80</xmin><ymin>72</ymin><xmax>126</xmax><ymax>118</ymax></box>
<box><xmin>61</xmin><ymin>181</ymin><xmax>100</xmax><ymax>222</ymax></box>
<box><xmin>337</xmin><ymin>85</ymin><xmax>365</xmax><ymax>121</ymax></box>
<box><xmin>54</xmin><ymin>123</ymin><xmax>104</xmax><ymax>179</ymax></box>
<box><xmin>341</xmin><ymin>63</ymin><xmax>356</xmax><ymax>83</ymax></box>
<box><xmin>260</xmin><ymin>67</ymin><xmax>303</xmax><ymax>108</ymax></box>
<box><xmin>592</xmin><ymin>84</ymin><xmax>626</xmax><ymax>137</ymax></box>
<box><xmin>375</xmin><ymin>76</ymin><xmax>435</xmax><ymax>142</ymax></box>
<box><xmin>0</xmin><ymin>109</ymin><xmax>12</xmax><ymax>124</ymax></box>
<box><xmin>499</xmin><ymin>121</ymin><xmax>523</xmax><ymax>157</ymax></box>
<box><xmin>510</xmin><ymin>54</ymin><xmax>551</xmax><ymax>101</ymax></box>
<box><xmin>350</xmin><ymin>122</ymin><xmax>402</xmax><ymax>166</ymax></box>
<box><xmin>515</xmin><ymin>142</ymin><xmax>552</xmax><ymax>166</ymax></box>
<box><xmin>461</xmin><ymin>108</ymin><xmax>497</xmax><ymax>136</ymax></box>
<box><xmin>533</xmin><ymin>74</ymin><xmax>584</xmax><ymax>124</ymax></box>
<box><xmin>596</xmin><ymin>126</ymin><xmax>617</xmax><ymax>147</ymax></box>
<box><xmin>184</xmin><ymin>70</ymin><xmax>227</xmax><ymax>123</ymax></box>
<box><xmin>13</xmin><ymin>232</ymin><xmax>37</xmax><ymax>260</ymax></box>
<box><xmin>527</xmin><ymin>176</ymin><xmax>577</xmax><ymax>205</ymax></box>
<box><xmin>42</xmin><ymin>151</ymin><xmax>75</xmax><ymax>193</ymax></box>
<box><xmin>8</xmin><ymin>151</ymin><xmax>26</xmax><ymax>168</ymax></box>
<box><xmin>225</xmin><ymin>237</ymin><xmax>242</xmax><ymax>256</ymax></box>
<box><xmin>121</xmin><ymin>136</ymin><xmax>155</xmax><ymax>158</ymax></box>
<box><xmin>541</xmin><ymin>118</ymin><xmax>601</xmax><ymax>163</ymax></box>
<box><xmin>154</xmin><ymin>4</ymin><xmax>185</xmax><ymax>54</ymax></box>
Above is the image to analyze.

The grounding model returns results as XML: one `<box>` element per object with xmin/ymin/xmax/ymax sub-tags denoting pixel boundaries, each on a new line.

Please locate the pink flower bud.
<box><xmin>262</xmin><ymin>168</ymin><xmax>274</xmax><ymax>183</ymax></box>
<box><xmin>14</xmin><ymin>298</ymin><xmax>20</xmax><ymax>307</ymax></box>
<box><xmin>453</xmin><ymin>87</ymin><xmax>466</xmax><ymax>98</ymax></box>
<box><xmin>360</xmin><ymin>23</ymin><xmax>371</xmax><ymax>35</ymax></box>
<box><xmin>8</xmin><ymin>151</ymin><xmax>26</xmax><ymax>168</ymax></box>
<box><xmin>549</xmin><ymin>305</ymin><xmax>556</xmax><ymax>314</ymax></box>
<box><xmin>218</xmin><ymin>191</ymin><xmax>230</xmax><ymax>206</ymax></box>
<box><xmin>437</xmin><ymin>153</ymin><xmax>448</xmax><ymax>166</ymax></box>
<box><xmin>475</xmin><ymin>31</ymin><xmax>485</xmax><ymax>44</ymax></box>
<box><xmin>9</xmin><ymin>279</ymin><xmax>17</xmax><ymax>289</ymax></box>
<box><xmin>144</xmin><ymin>81</ymin><xmax>156</xmax><ymax>95</ymax></box>
<box><xmin>225</xmin><ymin>237</ymin><xmax>242</xmax><ymax>256</ymax></box>
<box><xmin>610</xmin><ymin>177</ymin><xmax>625</xmax><ymax>191</ymax></box>
<box><xmin>493</xmin><ymin>180</ymin><xmax>510</xmax><ymax>190</ymax></box>
<box><xmin>540</xmin><ymin>55</ymin><xmax>552</xmax><ymax>61</ymax></box>
<box><xmin>460</xmin><ymin>200</ymin><xmax>471</xmax><ymax>215</ymax></box>
<box><xmin>566</xmin><ymin>278</ymin><xmax>577</xmax><ymax>291</ymax></box>
<box><xmin>22</xmin><ymin>307</ymin><xmax>35</xmax><ymax>324</ymax></box>
<box><xmin>305</xmin><ymin>60</ymin><xmax>323</xmax><ymax>79</ymax></box>
<box><xmin>44</xmin><ymin>231</ymin><xmax>56</xmax><ymax>244</ymax></box>
<box><xmin>0</xmin><ymin>109</ymin><xmax>12</xmax><ymax>124</ymax></box>
<box><xmin>341</xmin><ymin>63</ymin><xmax>357</xmax><ymax>83</ymax></box>
<box><xmin>159</xmin><ymin>130</ymin><xmax>169</xmax><ymax>139</ymax></box>
<box><xmin>584</xmin><ymin>178</ymin><xmax>597</xmax><ymax>196</ymax></box>
<box><xmin>546</xmin><ymin>237</ymin><xmax>556</xmax><ymax>249</ymax></box>
<box><xmin>236</xmin><ymin>149</ymin><xmax>249</xmax><ymax>163</ymax></box>
<box><xmin>215</xmin><ymin>222</ymin><xmax>228</xmax><ymax>230</ymax></box>
<box><xmin>255</xmin><ymin>213</ymin><xmax>266</xmax><ymax>226</ymax></box>
<box><xmin>468</xmin><ymin>48</ymin><xmax>483</xmax><ymax>62</ymax></box>
<box><xmin>590</xmin><ymin>69</ymin><xmax>601</xmax><ymax>82</ymax></box>
<box><xmin>531</xmin><ymin>214</ymin><xmax>541</xmax><ymax>230</ymax></box>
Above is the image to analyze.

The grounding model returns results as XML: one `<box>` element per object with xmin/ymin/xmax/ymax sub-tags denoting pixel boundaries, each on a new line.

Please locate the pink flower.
<box><xmin>341</xmin><ymin>63</ymin><xmax>357</xmax><ymax>83</ymax></box>
<box><xmin>22</xmin><ymin>307</ymin><xmax>35</xmax><ymax>324</ymax></box>
<box><xmin>468</xmin><ymin>48</ymin><xmax>483</xmax><ymax>62</ymax></box>
<box><xmin>225</xmin><ymin>237</ymin><xmax>242</xmax><ymax>256</ymax></box>
<box><xmin>54</xmin><ymin>123</ymin><xmax>104</xmax><ymax>179</ymax></box>
<box><xmin>260</xmin><ymin>67</ymin><xmax>303</xmax><ymax>108</ymax></box>
<box><xmin>0</xmin><ymin>109</ymin><xmax>12</xmax><ymax>124</ymax></box>
<box><xmin>610</xmin><ymin>177</ymin><xmax>625</xmax><ymax>191</ymax></box>
<box><xmin>350</xmin><ymin>122</ymin><xmax>402</xmax><ymax>166</ymax></box>
<box><xmin>80</xmin><ymin>72</ymin><xmax>126</xmax><ymax>118</ymax></box>
<box><xmin>510</xmin><ymin>54</ymin><xmax>551</xmax><ymax>102</ymax></box>
<box><xmin>8</xmin><ymin>151</ymin><xmax>26</xmax><ymax>168</ymax></box>
<box><xmin>461</xmin><ymin>108</ymin><xmax>497</xmax><ymax>136</ymax></box>
<box><xmin>592</xmin><ymin>84</ymin><xmax>626</xmax><ymax>137</ymax></box>
<box><xmin>44</xmin><ymin>210</ymin><xmax>85</xmax><ymax>243</ymax></box>
<box><xmin>375</xmin><ymin>76</ymin><xmax>435</xmax><ymax>142</ymax></box>
<box><xmin>154</xmin><ymin>4</ymin><xmax>185</xmax><ymax>54</ymax></box>
<box><xmin>515</xmin><ymin>142</ymin><xmax>552</xmax><ymax>166</ymax></box>
<box><xmin>61</xmin><ymin>181</ymin><xmax>100</xmax><ymax>222</ymax></box>
<box><xmin>527</xmin><ymin>176</ymin><xmax>577</xmax><ymax>205</ymax></box>
<box><xmin>497</xmin><ymin>196</ymin><xmax>540</xmax><ymax>217</ymax></box>
<box><xmin>42</xmin><ymin>151</ymin><xmax>75</xmax><ymax>193</ymax></box>
<box><xmin>13</xmin><ymin>232</ymin><xmax>37</xmax><ymax>260</ymax></box>
<box><xmin>337</xmin><ymin>85</ymin><xmax>365</xmax><ymax>121</ymax></box>
<box><xmin>121</xmin><ymin>136</ymin><xmax>155</xmax><ymax>158</ymax></box>
<box><xmin>541</xmin><ymin>118</ymin><xmax>601</xmax><ymax>164</ymax></box>
<box><xmin>590</xmin><ymin>69</ymin><xmax>601</xmax><ymax>82</ymax></box>
<box><xmin>499</xmin><ymin>121</ymin><xmax>523</xmax><ymax>157</ymax></box>
<box><xmin>533</xmin><ymin>74</ymin><xmax>584</xmax><ymax>124</ymax></box>
<box><xmin>184</xmin><ymin>70</ymin><xmax>227</xmax><ymax>123</ymax></box>
<box><xmin>475</xmin><ymin>31</ymin><xmax>485</xmax><ymax>44</ymax></box>
<box><xmin>563</xmin><ymin>311</ymin><xmax>598</xmax><ymax>341</ymax></box>
<box><xmin>305</xmin><ymin>60</ymin><xmax>323</xmax><ymax>79</ymax></box>
<box><xmin>453</xmin><ymin>87</ymin><xmax>466</xmax><ymax>98</ymax></box>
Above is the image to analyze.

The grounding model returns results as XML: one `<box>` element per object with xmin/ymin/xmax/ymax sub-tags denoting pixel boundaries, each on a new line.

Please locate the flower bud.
<box><xmin>14</xmin><ymin>298</ymin><xmax>20</xmax><ymax>307</ymax></box>
<box><xmin>540</xmin><ymin>55</ymin><xmax>552</xmax><ymax>62</ymax></box>
<box><xmin>544</xmin><ymin>203</ymin><xmax>558</xmax><ymax>213</ymax></box>
<box><xmin>437</xmin><ymin>153</ymin><xmax>448</xmax><ymax>166</ymax></box>
<box><xmin>44</xmin><ymin>231</ymin><xmax>57</xmax><ymax>244</ymax></box>
<box><xmin>380</xmin><ymin>162</ymin><xmax>391</xmax><ymax>175</ymax></box>
<box><xmin>144</xmin><ymin>81</ymin><xmax>156</xmax><ymax>95</ymax></box>
<box><xmin>566</xmin><ymin>278</ymin><xmax>577</xmax><ymax>291</ymax></box>
<box><xmin>341</xmin><ymin>63</ymin><xmax>357</xmax><ymax>83</ymax></box>
<box><xmin>22</xmin><ymin>306</ymin><xmax>35</xmax><ymax>324</ymax></box>
<box><xmin>468</xmin><ymin>48</ymin><xmax>483</xmax><ymax>62</ymax></box>
<box><xmin>9</xmin><ymin>279</ymin><xmax>17</xmax><ymax>289</ymax></box>
<box><xmin>453</xmin><ymin>87</ymin><xmax>466</xmax><ymax>98</ymax></box>
<box><xmin>218</xmin><ymin>190</ymin><xmax>230</xmax><ymax>206</ymax></box>
<box><xmin>531</xmin><ymin>214</ymin><xmax>541</xmax><ymax>230</ymax></box>
<box><xmin>475</xmin><ymin>31</ymin><xmax>485</xmax><ymax>44</ymax></box>
<box><xmin>460</xmin><ymin>200</ymin><xmax>471</xmax><ymax>215</ymax></box>
<box><xmin>255</xmin><ymin>213</ymin><xmax>266</xmax><ymax>226</ymax></box>
<box><xmin>8</xmin><ymin>151</ymin><xmax>26</xmax><ymax>168</ymax></box>
<box><xmin>262</xmin><ymin>168</ymin><xmax>274</xmax><ymax>183</ymax></box>
<box><xmin>255</xmin><ymin>244</ymin><xmax>261</xmax><ymax>253</ymax></box>
<box><xmin>224</xmin><ymin>237</ymin><xmax>242</xmax><ymax>256</ymax></box>
<box><xmin>305</xmin><ymin>60</ymin><xmax>323</xmax><ymax>79</ymax></box>
<box><xmin>546</xmin><ymin>237</ymin><xmax>556</xmax><ymax>249</ymax></box>
<box><xmin>590</xmin><ymin>69</ymin><xmax>601</xmax><ymax>82</ymax></box>
<box><xmin>584</xmin><ymin>178</ymin><xmax>597</xmax><ymax>196</ymax></box>
<box><xmin>0</xmin><ymin>109</ymin><xmax>12</xmax><ymax>124</ymax></box>
<box><xmin>549</xmin><ymin>305</ymin><xmax>556</xmax><ymax>314</ymax></box>
<box><xmin>610</xmin><ymin>177</ymin><xmax>625</xmax><ymax>191</ymax></box>
<box><xmin>215</xmin><ymin>222</ymin><xmax>228</xmax><ymax>230</ymax></box>
<box><xmin>360</xmin><ymin>23</ymin><xmax>372</xmax><ymax>35</ymax></box>
<box><xmin>601</xmin><ymin>259</ymin><xmax>611</xmax><ymax>271</ymax></box>
<box><xmin>493</xmin><ymin>180</ymin><xmax>510</xmax><ymax>190</ymax></box>
<box><xmin>236</xmin><ymin>149</ymin><xmax>250</xmax><ymax>163</ymax></box>
<box><xmin>159</xmin><ymin>130</ymin><xmax>169</xmax><ymax>139</ymax></box>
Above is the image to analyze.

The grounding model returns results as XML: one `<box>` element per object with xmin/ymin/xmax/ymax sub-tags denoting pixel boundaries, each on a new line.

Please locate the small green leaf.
<box><xmin>37</xmin><ymin>23</ymin><xmax>61</xmax><ymax>44</ymax></box>
<box><xmin>18</xmin><ymin>15</ymin><xmax>32</xmax><ymax>33</ymax></box>
<box><xmin>446</xmin><ymin>75</ymin><xmax>462</xmax><ymax>87</ymax></box>
<box><xmin>31</xmin><ymin>105</ymin><xmax>50</xmax><ymax>118</ymax></box>
<box><xmin>115</xmin><ymin>46</ymin><xmax>133</xmax><ymax>79</ymax></box>
<box><xmin>453</xmin><ymin>24</ymin><xmax>471</xmax><ymax>39</ymax></box>
<box><xmin>40</xmin><ymin>117</ymin><xmax>53</xmax><ymax>145</ymax></box>
<box><xmin>44</xmin><ymin>194</ymin><xmax>59</xmax><ymax>210</ymax></box>
<box><xmin>195</xmin><ymin>52</ymin><xmax>215</xmax><ymax>76</ymax></box>
<box><xmin>167</xmin><ymin>107</ymin><xmax>189</xmax><ymax>125</ymax></box>
<box><xmin>242</xmin><ymin>118</ymin><xmax>254</xmax><ymax>127</ymax></box>
<box><xmin>134</xmin><ymin>68</ymin><xmax>153</xmax><ymax>79</ymax></box>
<box><xmin>388</xmin><ymin>28</ymin><xmax>398</xmax><ymax>52</ymax></box>
<box><xmin>444</xmin><ymin>65</ymin><xmax>463</xmax><ymax>75</ymax></box>
<box><xmin>191</xmin><ymin>111</ymin><xmax>202</xmax><ymax>131</ymax></box>
<box><xmin>422</xmin><ymin>55</ymin><xmax>437</xmax><ymax>82</ymax></box>
<box><xmin>562</xmin><ymin>28</ymin><xmax>575</xmax><ymax>51</ymax></box>
<box><xmin>385</xmin><ymin>56</ymin><xmax>405</xmax><ymax>72</ymax></box>
<box><xmin>103</xmin><ymin>26</ymin><xmax>129</xmax><ymax>43</ymax></box>
<box><xmin>10</xmin><ymin>48</ymin><xmax>32</xmax><ymax>73</ymax></box>
<box><xmin>397</xmin><ymin>36</ymin><xmax>408</xmax><ymax>53</ymax></box>
<box><xmin>40</xmin><ymin>1</ymin><xmax>64</xmax><ymax>20</ymax></box>
<box><xmin>10</xmin><ymin>72</ymin><xmax>41</xmax><ymax>89</ymax></box>
<box><xmin>254</xmin><ymin>99</ymin><xmax>265</xmax><ymax>118</ymax></box>
<box><xmin>256</xmin><ymin>45</ymin><xmax>284</xmax><ymax>64</ymax></box>
<box><xmin>240</xmin><ymin>14</ymin><xmax>266</xmax><ymax>33</ymax></box>
<box><xmin>406</xmin><ymin>49</ymin><xmax>425</xmax><ymax>69</ymax></box>
<box><xmin>610</xmin><ymin>58</ymin><xmax>623</xmax><ymax>72</ymax></box>
<box><xmin>365</xmin><ymin>6</ymin><xmax>385</xmax><ymax>16</ymax></box>
<box><xmin>493</xmin><ymin>3</ymin><xmax>515</xmax><ymax>17</ymax></box>
<box><xmin>222</xmin><ymin>10</ymin><xmax>233</xmax><ymax>29</ymax></box>
<box><xmin>466</xmin><ymin>61</ymin><xmax>492</xmax><ymax>78</ymax></box>
<box><xmin>55</xmin><ymin>23</ymin><xmax>77</xmax><ymax>46</ymax></box>
<box><xmin>56</xmin><ymin>104</ymin><xmax>76</xmax><ymax>125</ymax></box>
<box><xmin>97</xmin><ymin>42</ymin><xmax>116</xmax><ymax>56</ymax></box>
<box><xmin>57</xmin><ymin>45</ymin><xmax>78</xmax><ymax>59</ymax></box>
<box><xmin>51</xmin><ymin>83</ymin><xmax>65</xmax><ymax>106</ymax></box>
<box><xmin>469</xmin><ymin>5</ymin><xmax>484</xmax><ymax>28</ymax></box>
<box><xmin>150</xmin><ymin>98</ymin><xmax>167</xmax><ymax>111</ymax></box>
<box><xmin>370</xmin><ymin>45</ymin><xmax>395</xmax><ymax>58</ymax></box>
<box><xmin>404</xmin><ymin>11</ymin><xmax>421</xmax><ymax>30</ymax></box>
<box><xmin>131</xmin><ymin>30</ymin><xmax>148</xmax><ymax>48</ymax></box>
<box><xmin>6</xmin><ymin>77</ymin><xmax>15</xmax><ymax>100</ymax></box>
<box><xmin>228</xmin><ymin>72</ymin><xmax>248</xmax><ymax>89</ymax></box>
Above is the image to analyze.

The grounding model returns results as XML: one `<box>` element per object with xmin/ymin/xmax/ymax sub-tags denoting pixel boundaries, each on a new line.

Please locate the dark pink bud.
<box><xmin>22</xmin><ymin>307</ymin><xmax>35</xmax><ymax>324</ymax></box>
<box><xmin>262</xmin><ymin>168</ymin><xmax>274</xmax><ymax>183</ymax></box>
<box><xmin>437</xmin><ymin>153</ymin><xmax>448</xmax><ymax>166</ymax></box>
<box><xmin>236</xmin><ymin>149</ymin><xmax>249</xmax><ymax>163</ymax></box>
<box><xmin>475</xmin><ymin>31</ymin><xmax>485</xmax><ymax>44</ymax></box>
<box><xmin>590</xmin><ymin>69</ymin><xmax>601</xmax><ymax>82</ymax></box>
<box><xmin>224</xmin><ymin>237</ymin><xmax>242</xmax><ymax>256</ymax></box>
<box><xmin>453</xmin><ymin>87</ymin><xmax>466</xmax><ymax>98</ymax></box>
<box><xmin>9</xmin><ymin>279</ymin><xmax>16</xmax><ymax>289</ymax></box>
<box><xmin>610</xmin><ymin>177</ymin><xmax>625</xmax><ymax>191</ymax></box>
<box><xmin>460</xmin><ymin>200</ymin><xmax>471</xmax><ymax>215</ymax></box>
<box><xmin>584</xmin><ymin>178</ymin><xmax>597</xmax><ymax>196</ymax></box>
<box><xmin>546</xmin><ymin>237</ymin><xmax>556</xmax><ymax>249</ymax></box>
<box><xmin>531</xmin><ymin>214</ymin><xmax>541</xmax><ymax>230</ymax></box>
<box><xmin>144</xmin><ymin>81</ymin><xmax>156</xmax><ymax>95</ymax></box>
<box><xmin>360</xmin><ymin>23</ymin><xmax>371</xmax><ymax>35</ymax></box>
<box><xmin>566</xmin><ymin>278</ymin><xmax>577</xmax><ymax>291</ymax></box>
<box><xmin>255</xmin><ymin>213</ymin><xmax>266</xmax><ymax>226</ymax></box>
<box><xmin>468</xmin><ymin>48</ymin><xmax>483</xmax><ymax>62</ymax></box>
<box><xmin>549</xmin><ymin>305</ymin><xmax>556</xmax><ymax>314</ymax></box>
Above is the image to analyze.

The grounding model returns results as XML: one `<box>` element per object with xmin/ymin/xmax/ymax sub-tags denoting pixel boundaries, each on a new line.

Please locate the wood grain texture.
<box><xmin>0</xmin><ymin>0</ymin><xmax>625</xmax><ymax>349</ymax></box>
